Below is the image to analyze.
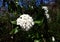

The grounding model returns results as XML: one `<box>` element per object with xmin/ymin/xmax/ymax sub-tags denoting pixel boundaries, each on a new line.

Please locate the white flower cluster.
<box><xmin>17</xmin><ymin>14</ymin><xmax>34</xmax><ymax>31</ymax></box>
<box><xmin>42</xmin><ymin>6</ymin><xmax>49</xmax><ymax>19</ymax></box>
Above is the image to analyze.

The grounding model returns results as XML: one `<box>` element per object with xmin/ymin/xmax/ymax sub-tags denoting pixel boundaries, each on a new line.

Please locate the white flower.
<box><xmin>43</xmin><ymin>9</ymin><xmax>48</xmax><ymax>14</ymax></box>
<box><xmin>17</xmin><ymin>14</ymin><xmax>34</xmax><ymax>31</ymax></box>
<box><xmin>42</xmin><ymin>6</ymin><xmax>50</xmax><ymax>19</ymax></box>
<box><xmin>31</xmin><ymin>6</ymin><xmax>34</xmax><ymax>9</ymax></box>
<box><xmin>16</xmin><ymin>2</ymin><xmax>18</xmax><ymax>4</ymax></box>
<box><xmin>11</xmin><ymin>36</ymin><xmax>13</xmax><ymax>39</ymax></box>
<box><xmin>42</xmin><ymin>6</ymin><xmax>48</xmax><ymax>14</ymax></box>
<box><xmin>52</xmin><ymin>36</ymin><xmax>55</xmax><ymax>42</ymax></box>
<box><xmin>29</xmin><ymin>5</ymin><xmax>34</xmax><ymax>9</ymax></box>
<box><xmin>45</xmin><ymin>14</ymin><xmax>50</xmax><ymax>19</ymax></box>
<box><xmin>42</xmin><ymin>6</ymin><xmax>48</xmax><ymax>11</ymax></box>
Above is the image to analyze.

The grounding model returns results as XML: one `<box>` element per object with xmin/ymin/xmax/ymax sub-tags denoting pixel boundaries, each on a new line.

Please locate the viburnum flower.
<box><xmin>17</xmin><ymin>14</ymin><xmax>34</xmax><ymax>31</ymax></box>
<box><xmin>42</xmin><ymin>6</ymin><xmax>48</xmax><ymax>14</ymax></box>
<box><xmin>45</xmin><ymin>13</ymin><xmax>49</xmax><ymax>19</ymax></box>
<box><xmin>52</xmin><ymin>36</ymin><xmax>55</xmax><ymax>42</ymax></box>
<box><xmin>42</xmin><ymin>6</ymin><xmax>50</xmax><ymax>19</ymax></box>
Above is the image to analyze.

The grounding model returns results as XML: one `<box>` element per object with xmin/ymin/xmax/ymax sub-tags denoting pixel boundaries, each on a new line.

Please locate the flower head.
<box><xmin>17</xmin><ymin>14</ymin><xmax>34</xmax><ymax>31</ymax></box>
<box><xmin>42</xmin><ymin>6</ymin><xmax>50</xmax><ymax>19</ymax></box>
<box><xmin>42</xmin><ymin>6</ymin><xmax>48</xmax><ymax>14</ymax></box>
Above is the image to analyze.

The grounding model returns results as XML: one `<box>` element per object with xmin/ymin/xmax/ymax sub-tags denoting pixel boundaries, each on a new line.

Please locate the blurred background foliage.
<box><xmin>0</xmin><ymin>0</ymin><xmax>60</xmax><ymax>42</ymax></box>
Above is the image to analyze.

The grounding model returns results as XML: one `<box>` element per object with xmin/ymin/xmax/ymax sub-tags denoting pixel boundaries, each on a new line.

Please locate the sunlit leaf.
<box><xmin>34</xmin><ymin>40</ymin><xmax>40</xmax><ymax>42</ymax></box>
<box><xmin>34</xmin><ymin>19</ymin><xmax>43</xmax><ymax>25</ymax></box>
<box><xmin>11</xmin><ymin>21</ymin><xmax>16</xmax><ymax>24</ymax></box>
<box><xmin>10</xmin><ymin>27</ymin><xmax>19</xmax><ymax>34</ymax></box>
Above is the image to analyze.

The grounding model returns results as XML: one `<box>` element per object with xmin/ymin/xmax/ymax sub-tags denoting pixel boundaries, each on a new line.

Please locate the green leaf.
<box><xmin>11</xmin><ymin>21</ymin><xmax>16</xmax><ymax>24</ymax></box>
<box><xmin>34</xmin><ymin>19</ymin><xmax>43</xmax><ymax>25</ymax></box>
<box><xmin>34</xmin><ymin>40</ymin><xmax>40</xmax><ymax>42</ymax></box>
<box><xmin>34</xmin><ymin>21</ymin><xmax>41</xmax><ymax>24</ymax></box>
<box><xmin>10</xmin><ymin>27</ymin><xmax>19</xmax><ymax>34</ymax></box>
